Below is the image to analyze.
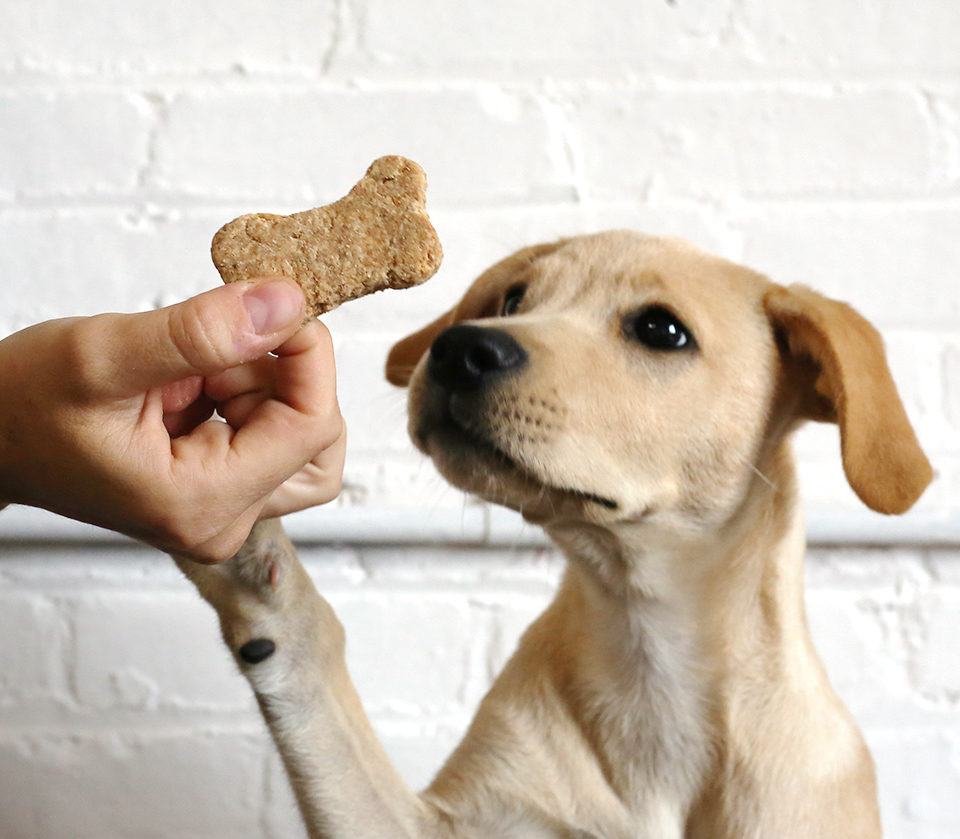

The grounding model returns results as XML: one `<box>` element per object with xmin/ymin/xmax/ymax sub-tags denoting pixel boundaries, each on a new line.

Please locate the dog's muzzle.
<box><xmin>427</xmin><ymin>324</ymin><xmax>527</xmax><ymax>392</ymax></box>
<box><xmin>418</xmin><ymin>323</ymin><xmax>620</xmax><ymax>513</ymax></box>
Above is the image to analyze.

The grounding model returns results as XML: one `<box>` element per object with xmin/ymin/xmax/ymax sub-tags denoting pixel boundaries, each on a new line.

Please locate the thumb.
<box><xmin>102</xmin><ymin>279</ymin><xmax>306</xmax><ymax>394</ymax></box>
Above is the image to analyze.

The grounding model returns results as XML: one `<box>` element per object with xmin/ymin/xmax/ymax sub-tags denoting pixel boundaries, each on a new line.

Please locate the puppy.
<box><xmin>178</xmin><ymin>231</ymin><xmax>932</xmax><ymax>838</ymax></box>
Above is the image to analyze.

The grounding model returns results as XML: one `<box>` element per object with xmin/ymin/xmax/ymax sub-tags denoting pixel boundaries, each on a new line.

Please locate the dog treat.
<box><xmin>211</xmin><ymin>156</ymin><xmax>443</xmax><ymax>317</ymax></box>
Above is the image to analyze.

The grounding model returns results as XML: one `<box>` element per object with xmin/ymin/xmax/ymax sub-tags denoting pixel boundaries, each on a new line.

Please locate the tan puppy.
<box><xmin>178</xmin><ymin>231</ymin><xmax>932</xmax><ymax>838</ymax></box>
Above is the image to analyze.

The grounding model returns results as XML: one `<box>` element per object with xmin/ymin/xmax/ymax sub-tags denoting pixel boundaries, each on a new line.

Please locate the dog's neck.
<box><xmin>537</xmin><ymin>440</ymin><xmax>816</xmax><ymax>815</ymax></box>
<box><xmin>545</xmin><ymin>440</ymin><xmax>805</xmax><ymax>612</ymax></box>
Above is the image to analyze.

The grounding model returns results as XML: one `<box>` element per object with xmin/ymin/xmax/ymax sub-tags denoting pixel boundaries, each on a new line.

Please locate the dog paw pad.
<box><xmin>238</xmin><ymin>638</ymin><xmax>276</xmax><ymax>664</ymax></box>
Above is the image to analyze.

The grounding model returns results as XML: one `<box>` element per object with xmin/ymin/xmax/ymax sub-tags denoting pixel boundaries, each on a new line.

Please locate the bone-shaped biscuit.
<box><xmin>211</xmin><ymin>156</ymin><xmax>443</xmax><ymax>317</ymax></box>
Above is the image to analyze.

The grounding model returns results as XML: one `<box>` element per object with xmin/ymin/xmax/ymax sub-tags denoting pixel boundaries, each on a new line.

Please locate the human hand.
<box><xmin>0</xmin><ymin>278</ymin><xmax>345</xmax><ymax>562</ymax></box>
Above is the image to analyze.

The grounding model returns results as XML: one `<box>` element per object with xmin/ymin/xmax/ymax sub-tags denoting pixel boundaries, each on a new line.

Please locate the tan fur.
<box><xmin>179</xmin><ymin>231</ymin><xmax>931</xmax><ymax>838</ymax></box>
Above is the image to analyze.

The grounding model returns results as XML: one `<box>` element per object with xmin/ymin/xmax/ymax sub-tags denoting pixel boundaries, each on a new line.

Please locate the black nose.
<box><xmin>428</xmin><ymin>324</ymin><xmax>527</xmax><ymax>392</ymax></box>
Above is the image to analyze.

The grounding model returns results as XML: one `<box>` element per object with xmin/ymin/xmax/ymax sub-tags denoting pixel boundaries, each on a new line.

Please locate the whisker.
<box><xmin>748</xmin><ymin>463</ymin><xmax>777</xmax><ymax>491</ymax></box>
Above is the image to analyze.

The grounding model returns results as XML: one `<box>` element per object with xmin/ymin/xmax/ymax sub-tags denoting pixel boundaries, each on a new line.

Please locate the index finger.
<box><xmin>269</xmin><ymin>319</ymin><xmax>339</xmax><ymax>417</ymax></box>
<box><xmin>219</xmin><ymin>319</ymin><xmax>342</xmax><ymax>494</ymax></box>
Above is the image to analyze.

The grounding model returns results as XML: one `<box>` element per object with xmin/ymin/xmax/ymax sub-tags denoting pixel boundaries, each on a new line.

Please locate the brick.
<box><xmin>806</xmin><ymin>587</ymin><xmax>918</xmax><ymax>726</ymax></box>
<box><xmin>355</xmin><ymin>0</ymin><xmax>960</xmax><ymax>80</ymax></box>
<box><xmin>944</xmin><ymin>342</ymin><xmax>960</xmax><ymax>432</ymax></box>
<box><xmin>926</xmin><ymin>544</ymin><xmax>960</xmax><ymax>586</ymax></box>
<box><xmin>0</xmin><ymin>208</ymin><xmax>222</xmax><ymax>334</ymax></box>
<box><xmin>738</xmin><ymin>0</ymin><xmax>960</xmax><ymax>77</ymax></box>
<box><xmin>70</xmin><ymin>591</ymin><xmax>254</xmax><ymax>711</ymax></box>
<box><xmin>288</xmin><ymin>545</ymin><xmax>370</xmax><ymax>590</ymax></box>
<box><xmin>368</xmin><ymin>718</ymin><xmax>470</xmax><ymax>792</ymax></box>
<box><xmin>0</xmin><ymin>0</ymin><xmax>336</xmax><ymax>76</ymax></box>
<box><xmin>882</xmin><ymin>333</ymin><xmax>958</xmax><ymax>467</ymax></box>
<box><xmin>910</xmin><ymin>589</ymin><xmax>960</xmax><ymax>700</ymax></box>
<box><xmin>928</xmin><ymin>90</ymin><xmax>960</xmax><ymax>185</ymax></box>
<box><xmin>0</xmin><ymin>544</ymin><xmax>179</xmax><ymax>591</ymax></box>
<box><xmin>867</xmin><ymin>729</ymin><xmax>960</xmax><ymax>838</ymax></box>
<box><xmin>0</xmin><ymin>730</ymin><xmax>267</xmax><ymax>839</ymax></box>
<box><xmin>793</xmin><ymin>454</ymin><xmax>867</xmax><ymax>514</ymax></box>
<box><xmin>573</xmin><ymin>88</ymin><xmax>937</xmax><ymax>200</ymax></box>
<box><xmin>152</xmin><ymin>88</ymin><xmax>559</xmax><ymax>206</ymax></box>
<box><xmin>479</xmin><ymin>592</ymin><xmax>555</xmax><ymax>681</ymax></box>
<box><xmin>805</xmin><ymin>548</ymin><xmax>933</xmax><ymax>592</ymax></box>
<box><xmin>353</xmin><ymin>544</ymin><xmax>560</xmax><ymax>590</ymax></box>
<box><xmin>336</xmin><ymin>451</ymin><xmax>477</xmax><ymax>510</ymax></box>
<box><xmin>354</xmin><ymin>0</ymin><xmax>740</xmax><ymax>80</ymax></box>
<box><xmin>739</xmin><ymin>205</ymin><xmax>960</xmax><ymax>329</ymax></box>
<box><xmin>329</xmin><ymin>591</ymin><xmax>482</xmax><ymax>715</ymax></box>
<box><xmin>331</xmin><ymin>337</ymin><xmax>418</xmax><ymax>453</ymax></box>
<box><xmin>0</xmin><ymin>91</ymin><xmax>150</xmax><ymax>198</ymax></box>
<box><xmin>791</xmin><ymin>419</ymin><xmax>844</xmax><ymax>468</ymax></box>
<box><xmin>0</xmin><ymin>596</ymin><xmax>68</xmax><ymax>710</ymax></box>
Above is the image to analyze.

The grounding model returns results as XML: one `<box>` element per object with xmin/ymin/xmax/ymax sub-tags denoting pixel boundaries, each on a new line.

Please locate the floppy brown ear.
<box><xmin>385</xmin><ymin>308</ymin><xmax>456</xmax><ymax>386</ymax></box>
<box><xmin>764</xmin><ymin>284</ymin><xmax>933</xmax><ymax>515</ymax></box>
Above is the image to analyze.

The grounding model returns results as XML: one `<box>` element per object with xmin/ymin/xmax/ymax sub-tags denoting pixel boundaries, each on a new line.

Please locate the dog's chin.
<box><xmin>416</xmin><ymin>421</ymin><xmax>620</xmax><ymax>524</ymax></box>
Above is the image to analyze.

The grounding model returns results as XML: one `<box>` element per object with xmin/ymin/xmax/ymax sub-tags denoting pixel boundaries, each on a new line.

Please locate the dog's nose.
<box><xmin>428</xmin><ymin>324</ymin><xmax>527</xmax><ymax>392</ymax></box>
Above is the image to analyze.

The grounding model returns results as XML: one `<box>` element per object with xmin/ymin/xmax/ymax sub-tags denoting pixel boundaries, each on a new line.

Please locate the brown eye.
<box><xmin>501</xmin><ymin>284</ymin><xmax>527</xmax><ymax>316</ymax></box>
<box><xmin>624</xmin><ymin>306</ymin><xmax>696</xmax><ymax>351</ymax></box>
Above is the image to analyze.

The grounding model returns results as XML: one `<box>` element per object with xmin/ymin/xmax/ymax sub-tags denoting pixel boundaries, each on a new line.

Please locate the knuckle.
<box><xmin>289</xmin><ymin>404</ymin><xmax>343</xmax><ymax>456</ymax></box>
<box><xmin>59</xmin><ymin>316</ymin><xmax>116</xmax><ymax>397</ymax></box>
<box><xmin>152</xmin><ymin>505</ymin><xmax>220</xmax><ymax>559</ymax></box>
<box><xmin>317</xmin><ymin>411</ymin><xmax>345</xmax><ymax>452</ymax></box>
<box><xmin>168</xmin><ymin>297</ymin><xmax>234</xmax><ymax>374</ymax></box>
<box><xmin>318</xmin><ymin>476</ymin><xmax>343</xmax><ymax>505</ymax></box>
<box><xmin>191</xmin><ymin>524</ymin><xmax>251</xmax><ymax>566</ymax></box>
<box><xmin>172</xmin><ymin>535</ymin><xmax>230</xmax><ymax>565</ymax></box>
<box><xmin>190</xmin><ymin>542</ymin><xmax>238</xmax><ymax>566</ymax></box>
<box><xmin>312</xmin><ymin>463</ymin><xmax>344</xmax><ymax>505</ymax></box>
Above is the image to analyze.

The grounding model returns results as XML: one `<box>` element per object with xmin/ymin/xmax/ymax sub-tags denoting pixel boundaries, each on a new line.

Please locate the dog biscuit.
<box><xmin>211</xmin><ymin>156</ymin><xmax>443</xmax><ymax>317</ymax></box>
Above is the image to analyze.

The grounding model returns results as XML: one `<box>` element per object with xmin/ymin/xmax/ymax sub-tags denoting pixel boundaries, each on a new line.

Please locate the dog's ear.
<box><xmin>385</xmin><ymin>241</ymin><xmax>566</xmax><ymax>387</ymax></box>
<box><xmin>764</xmin><ymin>284</ymin><xmax>933</xmax><ymax>515</ymax></box>
<box><xmin>385</xmin><ymin>308</ymin><xmax>457</xmax><ymax>387</ymax></box>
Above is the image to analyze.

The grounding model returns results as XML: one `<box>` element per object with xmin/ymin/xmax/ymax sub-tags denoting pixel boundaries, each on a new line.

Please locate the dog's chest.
<box><xmin>574</xmin><ymin>600</ymin><xmax>715</xmax><ymax>832</ymax></box>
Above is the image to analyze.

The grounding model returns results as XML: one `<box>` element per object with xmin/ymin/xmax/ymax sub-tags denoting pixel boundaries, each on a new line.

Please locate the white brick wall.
<box><xmin>0</xmin><ymin>1</ymin><xmax>957</xmax><ymax>837</ymax></box>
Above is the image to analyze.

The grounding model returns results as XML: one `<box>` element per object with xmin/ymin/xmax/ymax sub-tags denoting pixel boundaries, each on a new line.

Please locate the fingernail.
<box><xmin>242</xmin><ymin>281</ymin><xmax>304</xmax><ymax>334</ymax></box>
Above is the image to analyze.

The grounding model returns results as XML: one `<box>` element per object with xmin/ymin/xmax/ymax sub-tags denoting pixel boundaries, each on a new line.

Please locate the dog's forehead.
<box><xmin>531</xmin><ymin>232</ymin><xmax>770</xmax><ymax>315</ymax></box>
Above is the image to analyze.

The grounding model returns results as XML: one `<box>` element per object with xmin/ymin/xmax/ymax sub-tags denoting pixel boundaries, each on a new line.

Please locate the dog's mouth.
<box><xmin>422</xmin><ymin>411</ymin><xmax>620</xmax><ymax>513</ymax></box>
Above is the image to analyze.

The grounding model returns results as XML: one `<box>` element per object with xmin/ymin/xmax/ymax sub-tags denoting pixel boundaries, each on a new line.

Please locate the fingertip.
<box><xmin>273</xmin><ymin>316</ymin><xmax>330</xmax><ymax>357</ymax></box>
<box><xmin>240</xmin><ymin>278</ymin><xmax>306</xmax><ymax>337</ymax></box>
<box><xmin>160</xmin><ymin>376</ymin><xmax>205</xmax><ymax>413</ymax></box>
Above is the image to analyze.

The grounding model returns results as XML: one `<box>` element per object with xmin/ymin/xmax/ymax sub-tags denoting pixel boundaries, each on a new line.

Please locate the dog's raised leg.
<box><xmin>174</xmin><ymin>518</ymin><xmax>443</xmax><ymax>839</ymax></box>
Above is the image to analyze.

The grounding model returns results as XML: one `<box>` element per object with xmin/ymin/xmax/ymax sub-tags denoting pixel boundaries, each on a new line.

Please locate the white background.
<box><xmin>0</xmin><ymin>1</ymin><xmax>958</xmax><ymax>836</ymax></box>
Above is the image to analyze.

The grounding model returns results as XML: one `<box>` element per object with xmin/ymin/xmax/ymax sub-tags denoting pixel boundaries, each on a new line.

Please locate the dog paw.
<box><xmin>227</xmin><ymin>516</ymin><xmax>294</xmax><ymax>595</ymax></box>
<box><xmin>173</xmin><ymin>518</ymin><xmax>308</xmax><ymax>648</ymax></box>
<box><xmin>176</xmin><ymin>518</ymin><xmax>290</xmax><ymax>600</ymax></box>
<box><xmin>174</xmin><ymin>518</ymin><xmax>341</xmax><ymax>675</ymax></box>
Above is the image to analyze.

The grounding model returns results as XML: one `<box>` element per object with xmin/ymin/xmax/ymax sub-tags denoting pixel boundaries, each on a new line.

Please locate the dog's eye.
<box><xmin>501</xmin><ymin>284</ymin><xmax>527</xmax><ymax>317</ymax></box>
<box><xmin>624</xmin><ymin>306</ymin><xmax>696</xmax><ymax>351</ymax></box>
